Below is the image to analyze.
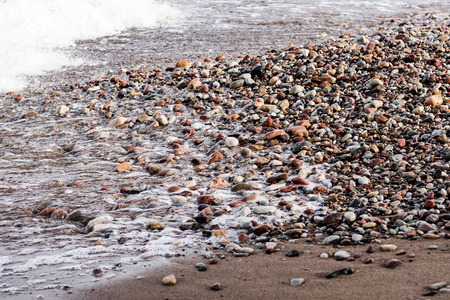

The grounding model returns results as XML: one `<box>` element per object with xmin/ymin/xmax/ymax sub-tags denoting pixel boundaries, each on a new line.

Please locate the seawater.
<box><xmin>0</xmin><ymin>0</ymin><xmax>181</xmax><ymax>93</ymax></box>
<box><xmin>0</xmin><ymin>0</ymin><xmax>445</xmax><ymax>93</ymax></box>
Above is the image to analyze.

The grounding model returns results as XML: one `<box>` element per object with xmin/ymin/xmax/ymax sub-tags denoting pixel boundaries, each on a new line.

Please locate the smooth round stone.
<box><xmin>323</xmin><ymin>235</ymin><xmax>340</xmax><ymax>244</ymax></box>
<box><xmin>239</xmin><ymin>207</ymin><xmax>251</xmax><ymax>217</ymax></box>
<box><xmin>233</xmin><ymin>175</ymin><xmax>244</xmax><ymax>183</ymax></box>
<box><xmin>320</xmin><ymin>253</ymin><xmax>329</xmax><ymax>259</ymax></box>
<box><xmin>225</xmin><ymin>137</ymin><xmax>239</xmax><ymax>148</ymax></box>
<box><xmin>344</xmin><ymin>212</ymin><xmax>356</xmax><ymax>222</ymax></box>
<box><xmin>428</xmin><ymin>245</ymin><xmax>438</xmax><ymax>250</ymax></box>
<box><xmin>334</xmin><ymin>250</ymin><xmax>350</xmax><ymax>260</ymax></box>
<box><xmin>156</xmin><ymin>115</ymin><xmax>168</xmax><ymax>126</ymax></box>
<box><xmin>358</xmin><ymin>177</ymin><xmax>370</xmax><ymax>185</ymax></box>
<box><xmin>196</xmin><ymin>263</ymin><xmax>207</xmax><ymax>271</ymax></box>
<box><xmin>352</xmin><ymin>234</ymin><xmax>363</xmax><ymax>242</ymax></box>
<box><xmin>379</xmin><ymin>244</ymin><xmax>397</xmax><ymax>252</ymax></box>
<box><xmin>290</xmin><ymin>278</ymin><xmax>305</xmax><ymax>287</ymax></box>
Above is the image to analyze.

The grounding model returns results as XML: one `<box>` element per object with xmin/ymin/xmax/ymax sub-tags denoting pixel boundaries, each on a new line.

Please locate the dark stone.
<box><xmin>325</xmin><ymin>267</ymin><xmax>355</xmax><ymax>279</ymax></box>
<box><xmin>286</xmin><ymin>250</ymin><xmax>300</xmax><ymax>257</ymax></box>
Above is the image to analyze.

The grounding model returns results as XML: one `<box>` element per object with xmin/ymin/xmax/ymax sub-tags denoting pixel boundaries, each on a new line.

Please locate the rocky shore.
<box><xmin>1</xmin><ymin>12</ymin><xmax>449</xmax><ymax>299</ymax></box>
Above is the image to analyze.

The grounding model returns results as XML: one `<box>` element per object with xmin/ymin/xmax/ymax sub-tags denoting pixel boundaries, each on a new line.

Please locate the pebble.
<box><xmin>210</xmin><ymin>283</ymin><xmax>222</xmax><ymax>291</ymax></box>
<box><xmin>286</xmin><ymin>250</ymin><xmax>300</xmax><ymax>257</ymax></box>
<box><xmin>325</xmin><ymin>267</ymin><xmax>355</xmax><ymax>279</ymax></box>
<box><xmin>379</xmin><ymin>244</ymin><xmax>397</xmax><ymax>252</ymax></box>
<box><xmin>290</xmin><ymin>278</ymin><xmax>305</xmax><ymax>287</ymax></box>
<box><xmin>334</xmin><ymin>250</ymin><xmax>350</xmax><ymax>260</ymax></box>
<box><xmin>196</xmin><ymin>262</ymin><xmax>207</xmax><ymax>271</ymax></box>
<box><xmin>323</xmin><ymin>235</ymin><xmax>340</xmax><ymax>244</ymax></box>
<box><xmin>429</xmin><ymin>282</ymin><xmax>447</xmax><ymax>290</ymax></box>
<box><xmin>344</xmin><ymin>212</ymin><xmax>356</xmax><ymax>222</ymax></box>
<box><xmin>225</xmin><ymin>137</ymin><xmax>239</xmax><ymax>148</ymax></box>
<box><xmin>162</xmin><ymin>274</ymin><xmax>176</xmax><ymax>285</ymax></box>
<box><xmin>385</xmin><ymin>259</ymin><xmax>402</xmax><ymax>269</ymax></box>
<box><xmin>109</xmin><ymin>116</ymin><xmax>127</xmax><ymax>127</ymax></box>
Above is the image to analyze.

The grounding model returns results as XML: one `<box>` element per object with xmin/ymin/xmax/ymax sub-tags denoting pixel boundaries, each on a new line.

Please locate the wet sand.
<box><xmin>71</xmin><ymin>238</ymin><xmax>449</xmax><ymax>300</ymax></box>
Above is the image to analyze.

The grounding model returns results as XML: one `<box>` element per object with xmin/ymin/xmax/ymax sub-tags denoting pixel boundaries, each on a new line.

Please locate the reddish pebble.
<box><xmin>385</xmin><ymin>259</ymin><xmax>402</xmax><ymax>269</ymax></box>
<box><xmin>423</xmin><ymin>200</ymin><xmax>436</xmax><ymax>209</ymax></box>
<box><xmin>238</xmin><ymin>233</ymin><xmax>249</xmax><ymax>243</ymax></box>
<box><xmin>209</xmin><ymin>151</ymin><xmax>224</xmax><ymax>163</ymax></box>
<box><xmin>253</xmin><ymin>224</ymin><xmax>272</xmax><ymax>235</ymax></box>
<box><xmin>167</xmin><ymin>186</ymin><xmax>181</xmax><ymax>193</ymax></box>
<box><xmin>50</xmin><ymin>209</ymin><xmax>68</xmax><ymax>220</ymax></box>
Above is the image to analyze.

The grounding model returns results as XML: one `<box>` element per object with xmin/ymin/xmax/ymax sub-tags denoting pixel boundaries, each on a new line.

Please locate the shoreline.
<box><xmin>1</xmin><ymin>9</ymin><xmax>449</xmax><ymax>299</ymax></box>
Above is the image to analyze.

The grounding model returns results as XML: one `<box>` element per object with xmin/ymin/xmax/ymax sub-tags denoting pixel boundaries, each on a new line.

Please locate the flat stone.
<box><xmin>290</xmin><ymin>278</ymin><xmax>305</xmax><ymax>287</ymax></box>
<box><xmin>109</xmin><ymin>117</ymin><xmax>127</xmax><ymax>127</ymax></box>
<box><xmin>429</xmin><ymin>282</ymin><xmax>448</xmax><ymax>291</ymax></box>
<box><xmin>379</xmin><ymin>244</ymin><xmax>397</xmax><ymax>252</ymax></box>
<box><xmin>362</xmin><ymin>222</ymin><xmax>377</xmax><ymax>228</ymax></box>
<box><xmin>325</xmin><ymin>267</ymin><xmax>355</xmax><ymax>278</ymax></box>
<box><xmin>423</xmin><ymin>233</ymin><xmax>440</xmax><ymax>239</ymax></box>
<box><xmin>323</xmin><ymin>235</ymin><xmax>340</xmax><ymax>244</ymax></box>
<box><xmin>230</xmin><ymin>80</ymin><xmax>244</xmax><ymax>89</ymax></box>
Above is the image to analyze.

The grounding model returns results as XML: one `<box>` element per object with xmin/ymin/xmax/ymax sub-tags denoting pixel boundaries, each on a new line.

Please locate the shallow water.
<box><xmin>0</xmin><ymin>0</ymin><xmax>448</xmax><ymax>297</ymax></box>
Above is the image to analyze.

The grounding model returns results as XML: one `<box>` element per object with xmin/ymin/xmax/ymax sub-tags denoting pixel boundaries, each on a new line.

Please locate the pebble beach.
<box><xmin>1</xmin><ymin>2</ymin><xmax>450</xmax><ymax>300</ymax></box>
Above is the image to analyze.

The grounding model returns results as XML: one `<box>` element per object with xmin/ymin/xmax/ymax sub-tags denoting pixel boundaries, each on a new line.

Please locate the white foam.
<box><xmin>0</xmin><ymin>0</ymin><xmax>182</xmax><ymax>92</ymax></box>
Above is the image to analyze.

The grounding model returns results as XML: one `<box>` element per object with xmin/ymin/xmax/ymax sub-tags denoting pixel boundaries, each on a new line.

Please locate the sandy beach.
<box><xmin>70</xmin><ymin>238</ymin><xmax>449</xmax><ymax>300</ymax></box>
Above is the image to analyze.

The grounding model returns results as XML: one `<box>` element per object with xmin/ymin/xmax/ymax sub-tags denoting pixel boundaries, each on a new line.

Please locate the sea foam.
<box><xmin>0</xmin><ymin>0</ymin><xmax>181</xmax><ymax>93</ymax></box>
